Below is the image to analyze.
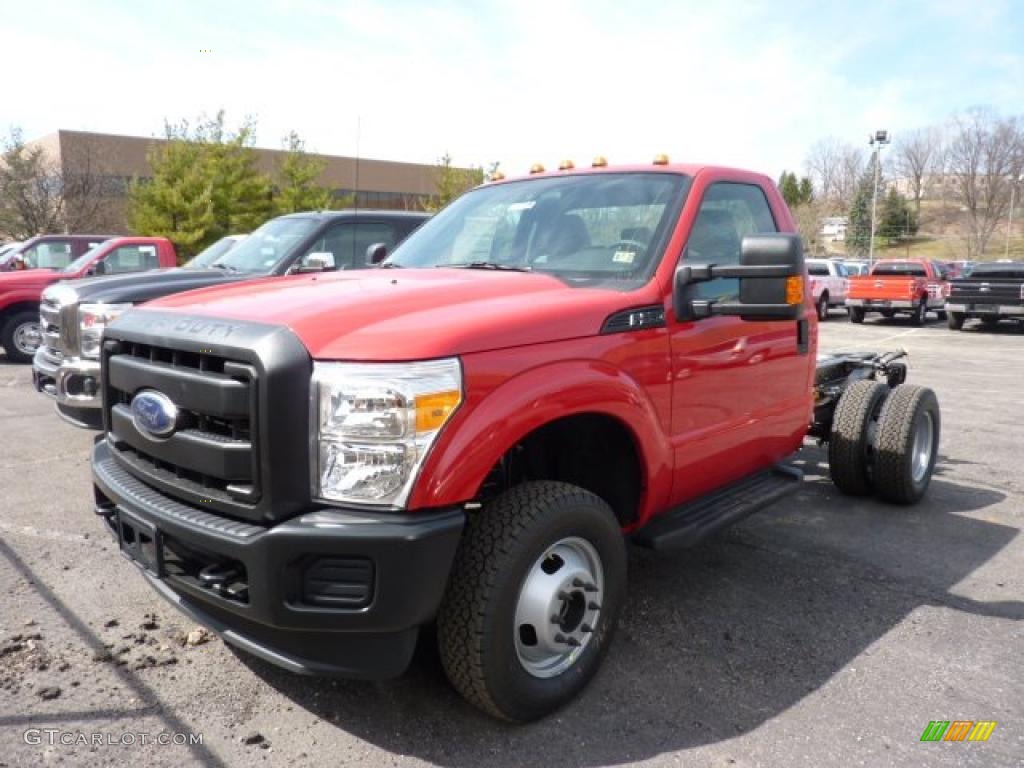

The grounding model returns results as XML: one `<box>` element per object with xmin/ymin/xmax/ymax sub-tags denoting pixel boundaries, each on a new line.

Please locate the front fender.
<box><xmin>0</xmin><ymin>289</ymin><xmax>46</xmax><ymax>315</ymax></box>
<box><xmin>408</xmin><ymin>358</ymin><xmax>673</xmax><ymax>520</ymax></box>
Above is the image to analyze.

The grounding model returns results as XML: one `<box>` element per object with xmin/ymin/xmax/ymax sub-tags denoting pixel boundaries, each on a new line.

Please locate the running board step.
<box><xmin>632</xmin><ymin>465</ymin><xmax>803</xmax><ymax>550</ymax></box>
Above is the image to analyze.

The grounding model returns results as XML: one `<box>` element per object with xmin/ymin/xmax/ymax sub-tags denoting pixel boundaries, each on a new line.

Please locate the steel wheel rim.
<box><xmin>514</xmin><ymin>536</ymin><xmax>604</xmax><ymax>679</ymax></box>
<box><xmin>13</xmin><ymin>321</ymin><xmax>41</xmax><ymax>355</ymax></box>
<box><xmin>911</xmin><ymin>410</ymin><xmax>935</xmax><ymax>483</ymax></box>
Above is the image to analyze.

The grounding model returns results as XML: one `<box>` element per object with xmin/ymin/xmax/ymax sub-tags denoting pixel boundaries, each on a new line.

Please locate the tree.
<box><xmin>846</xmin><ymin>170</ymin><xmax>875</xmax><ymax>255</ymax></box>
<box><xmin>273</xmin><ymin>132</ymin><xmax>335</xmax><ymax>214</ymax></box>
<box><xmin>806</xmin><ymin>138</ymin><xmax>864</xmax><ymax>208</ymax></box>
<box><xmin>778</xmin><ymin>171</ymin><xmax>802</xmax><ymax>208</ymax></box>
<box><xmin>798</xmin><ymin>176</ymin><xmax>814</xmax><ymax>205</ymax></box>
<box><xmin>127</xmin><ymin>112</ymin><xmax>273</xmax><ymax>259</ymax></box>
<box><xmin>426</xmin><ymin>153</ymin><xmax>485</xmax><ymax>211</ymax></box>
<box><xmin>879</xmin><ymin>187</ymin><xmax>918</xmax><ymax>244</ymax></box>
<box><xmin>893</xmin><ymin>128</ymin><xmax>941</xmax><ymax>213</ymax></box>
<box><xmin>0</xmin><ymin>127</ymin><xmax>116</xmax><ymax>239</ymax></box>
<box><xmin>945</xmin><ymin>108</ymin><xmax>1024</xmax><ymax>258</ymax></box>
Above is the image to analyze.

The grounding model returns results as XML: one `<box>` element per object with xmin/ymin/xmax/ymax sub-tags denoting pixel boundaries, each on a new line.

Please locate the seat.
<box><xmin>686</xmin><ymin>209</ymin><xmax>740</xmax><ymax>264</ymax></box>
<box><xmin>620</xmin><ymin>226</ymin><xmax>652</xmax><ymax>244</ymax></box>
<box><xmin>536</xmin><ymin>213</ymin><xmax>590</xmax><ymax>261</ymax></box>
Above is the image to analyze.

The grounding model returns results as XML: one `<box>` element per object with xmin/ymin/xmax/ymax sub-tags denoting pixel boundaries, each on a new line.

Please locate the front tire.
<box><xmin>947</xmin><ymin>311</ymin><xmax>965</xmax><ymax>330</ymax></box>
<box><xmin>437</xmin><ymin>481</ymin><xmax>627</xmax><ymax>722</ymax></box>
<box><xmin>873</xmin><ymin>385</ymin><xmax>940</xmax><ymax>504</ymax></box>
<box><xmin>849</xmin><ymin>307</ymin><xmax>865</xmax><ymax>324</ymax></box>
<box><xmin>1</xmin><ymin>311</ymin><xmax>42</xmax><ymax>364</ymax></box>
<box><xmin>816</xmin><ymin>293</ymin><xmax>829</xmax><ymax>322</ymax></box>
<box><xmin>911</xmin><ymin>298</ymin><xmax>928</xmax><ymax>326</ymax></box>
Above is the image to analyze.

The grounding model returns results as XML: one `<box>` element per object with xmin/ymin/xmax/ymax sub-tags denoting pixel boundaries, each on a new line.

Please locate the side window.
<box><xmin>300</xmin><ymin>222</ymin><xmax>399</xmax><ymax>270</ymax></box>
<box><xmin>835</xmin><ymin>262</ymin><xmax>849</xmax><ymax>278</ymax></box>
<box><xmin>25</xmin><ymin>242</ymin><xmax>73</xmax><ymax>269</ymax></box>
<box><xmin>807</xmin><ymin>263</ymin><xmax>829</xmax><ymax>276</ymax></box>
<box><xmin>102</xmin><ymin>245</ymin><xmax>159</xmax><ymax>274</ymax></box>
<box><xmin>684</xmin><ymin>182</ymin><xmax>778</xmax><ymax>301</ymax></box>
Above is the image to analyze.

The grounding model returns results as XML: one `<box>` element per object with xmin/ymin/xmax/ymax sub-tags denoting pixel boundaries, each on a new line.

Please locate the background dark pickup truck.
<box><xmin>945</xmin><ymin>261</ymin><xmax>1024</xmax><ymax>330</ymax></box>
<box><xmin>33</xmin><ymin>209</ymin><xmax>428</xmax><ymax>427</ymax></box>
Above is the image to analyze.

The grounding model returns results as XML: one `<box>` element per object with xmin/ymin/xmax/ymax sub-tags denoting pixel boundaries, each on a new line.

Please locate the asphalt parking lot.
<box><xmin>1</xmin><ymin>313</ymin><xmax>1022</xmax><ymax>768</ymax></box>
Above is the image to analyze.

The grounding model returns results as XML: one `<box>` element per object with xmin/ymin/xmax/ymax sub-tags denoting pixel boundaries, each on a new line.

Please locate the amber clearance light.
<box><xmin>785</xmin><ymin>276</ymin><xmax>804</xmax><ymax>305</ymax></box>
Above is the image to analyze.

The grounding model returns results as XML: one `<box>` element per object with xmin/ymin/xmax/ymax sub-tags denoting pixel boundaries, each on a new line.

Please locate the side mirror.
<box><xmin>297</xmin><ymin>251</ymin><xmax>335</xmax><ymax>273</ymax></box>
<box><xmin>366</xmin><ymin>243</ymin><xmax>388</xmax><ymax>265</ymax></box>
<box><xmin>673</xmin><ymin>233</ymin><xmax>805</xmax><ymax>322</ymax></box>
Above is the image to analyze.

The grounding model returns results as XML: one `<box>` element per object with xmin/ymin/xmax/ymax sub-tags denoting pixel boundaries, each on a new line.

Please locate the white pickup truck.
<box><xmin>807</xmin><ymin>258</ymin><xmax>850</xmax><ymax>321</ymax></box>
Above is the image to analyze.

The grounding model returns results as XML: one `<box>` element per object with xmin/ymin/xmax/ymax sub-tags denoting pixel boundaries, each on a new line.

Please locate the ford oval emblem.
<box><xmin>131</xmin><ymin>390</ymin><xmax>179</xmax><ymax>439</ymax></box>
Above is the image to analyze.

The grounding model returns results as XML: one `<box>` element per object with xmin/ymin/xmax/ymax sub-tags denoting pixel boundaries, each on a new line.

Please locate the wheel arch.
<box><xmin>408</xmin><ymin>361</ymin><xmax>673</xmax><ymax>524</ymax></box>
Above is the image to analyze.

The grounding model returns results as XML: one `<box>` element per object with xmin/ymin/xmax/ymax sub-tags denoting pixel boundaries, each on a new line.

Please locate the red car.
<box><xmin>0</xmin><ymin>236</ymin><xmax>176</xmax><ymax>362</ymax></box>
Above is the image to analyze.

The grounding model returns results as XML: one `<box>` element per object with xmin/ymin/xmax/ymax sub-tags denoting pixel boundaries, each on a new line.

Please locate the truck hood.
<box><xmin>144</xmin><ymin>269</ymin><xmax>645</xmax><ymax>360</ymax></box>
<box><xmin>0</xmin><ymin>268</ymin><xmax>60</xmax><ymax>290</ymax></box>
<box><xmin>63</xmin><ymin>268</ymin><xmax>245</xmax><ymax>304</ymax></box>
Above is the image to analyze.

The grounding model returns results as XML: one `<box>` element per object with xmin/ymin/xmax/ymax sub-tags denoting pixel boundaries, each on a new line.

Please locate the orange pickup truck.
<box><xmin>845</xmin><ymin>259</ymin><xmax>949</xmax><ymax>325</ymax></box>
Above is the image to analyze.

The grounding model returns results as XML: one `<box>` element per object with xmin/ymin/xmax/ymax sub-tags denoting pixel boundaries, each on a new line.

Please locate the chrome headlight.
<box><xmin>312</xmin><ymin>358</ymin><xmax>462</xmax><ymax>508</ymax></box>
<box><xmin>79</xmin><ymin>303</ymin><xmax>132</xmax><ymax>359</ymax></box>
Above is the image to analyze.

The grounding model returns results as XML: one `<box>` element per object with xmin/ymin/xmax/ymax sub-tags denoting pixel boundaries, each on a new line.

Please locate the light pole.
<box><xmin>1005</xmin><ymin>173</ymin><xmax>1023</xmax><ymax>260</ymax></box>
<box><xmin>868</xmin><ymin>130</ymin><xmax>890</xmax><ymax>267</ymax></box>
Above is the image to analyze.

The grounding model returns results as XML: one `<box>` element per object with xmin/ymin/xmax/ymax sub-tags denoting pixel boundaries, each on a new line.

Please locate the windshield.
<box><xmin>186</xmin><ymin>236</ymin><xmax>244</xmax><ymax>269</ymax></box>
<box><xmin>211</xmin><ymin>218</ymin><xmax>319</xmax><ymax>273</ymax></box>
<box><xmin>872</xmin><ymin>262</ymin><xmax>927</xmax><ymax>277</ymax></box>
<box><xmin>385</xmin><ymin>173</ymin><xmax>689</xmax><ymax>288</ymax></box>
<box><xmin>964</xmin><ymin>262</ymin><xmax>1024</xmax><ymax>279</ymax></box>
<box><xmin>62</xmin><ymin>243</ymin><xmax>108</xmax><ymax>274</ymax></box>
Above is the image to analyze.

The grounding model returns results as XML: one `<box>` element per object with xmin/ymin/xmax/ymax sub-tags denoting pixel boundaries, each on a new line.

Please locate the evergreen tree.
<box><xmin>846</xmin><ymin>170</ymin><xmax>875</xmax><ymax>255</ymax></box>
<box><xmin>798</xmin><ymin>176</ymin><xmax>814</xmax><ymax>205</ymax></box>
<box><xmin>273</xmin><ymin>132</ymin><xmax>335</xmax><ymax>214</ymax></box>
<box><xmin>127</xmin><ymin>112</ymin><xmax>273</xmax><ymax>260</ymax></box>
<box><xmin>879</xmin><ymin>186</ymin><xmax>918</xmax><ymax>243</ymax></box>
<box><xmin>779</xmin><ymin>171</ymin><xmax>802</xmax><ymax>208</ymax></box>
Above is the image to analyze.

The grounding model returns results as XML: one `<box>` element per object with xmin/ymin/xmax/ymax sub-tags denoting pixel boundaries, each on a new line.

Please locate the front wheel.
<box><xmin>1</xmin><ymin>311</ymin><xmax>42</xmax><ymax>364</ymax></box>
<box><xmin>947</xmin><ymin>311</ymin><xmax>965</xmax><ymax>330</ymax></box>
<box><xmin>816</xmin><ymin>293</ymin><xmax>829</xmax><ymax>322</ymax></box>
<box><xmin>849</xmin><ymin>307</ymin><xmax>865</xmax><ymax>324</ymax></box>
<box><xmin>911</xmin><ymin>298</ymin><xmax>928</xmax><ymax>326</ymax></box>
<box><xmin>437</xmin><ymin>482</ymin><xmax>626</xmax><ymax>722</ymax></box>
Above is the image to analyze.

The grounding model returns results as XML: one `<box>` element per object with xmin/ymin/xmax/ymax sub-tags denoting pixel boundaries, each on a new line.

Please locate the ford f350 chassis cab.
<box><xmin>90</xmin><ymin>162</ymin><xmax>940</xmax><ymax>721</ymax></box>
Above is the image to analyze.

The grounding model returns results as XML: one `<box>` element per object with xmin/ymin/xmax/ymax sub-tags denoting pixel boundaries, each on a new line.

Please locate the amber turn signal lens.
<box><xmin>785</xmin><ymin>276</ymin><xmax>804</xmax><ymax>305</ymax></box>
<box><xmin>415</xmin><ymin>390</ymin><xmax>462</xmax><ymax>433</ymax></box>
<box><xmin>529</xmin><ymin>163</ymin><xmax>545</xmax><ymax>174</ymax></box>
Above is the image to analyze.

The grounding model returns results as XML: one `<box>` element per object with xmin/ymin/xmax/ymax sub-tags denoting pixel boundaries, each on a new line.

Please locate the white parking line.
<box><xmin>876</xmin><ymin>328</ymin><xmax>921</xmax><ymax>344</ymax></box>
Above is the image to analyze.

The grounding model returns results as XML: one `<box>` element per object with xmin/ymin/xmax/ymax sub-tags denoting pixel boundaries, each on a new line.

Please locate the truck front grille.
<box><xmin>101</xmin><ymin>314</ymin><xmax>312</xmax><ymax>524</ymax></box>
<box><xmin>106</xmin><ymin>341</ymin><xmax>261</xmax><ymax>517</ymax></box>
<box><xmin>39</xmin><ymin>296</ymin><xmax>66</xmax><ymax>362</ymax></box>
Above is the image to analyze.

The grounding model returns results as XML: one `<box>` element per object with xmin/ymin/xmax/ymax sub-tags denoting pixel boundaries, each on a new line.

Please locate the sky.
<box><xmin>1</xmin><ymin>0</ymin><xmax>1021</xmax><ymax>179</ymax></box>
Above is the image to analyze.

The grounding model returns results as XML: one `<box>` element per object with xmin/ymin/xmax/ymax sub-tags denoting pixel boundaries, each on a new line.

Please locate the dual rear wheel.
<box><xmin>828</xmin><ymin>380</ymin><xmax>940</xmax><ymax>504</ymax></box>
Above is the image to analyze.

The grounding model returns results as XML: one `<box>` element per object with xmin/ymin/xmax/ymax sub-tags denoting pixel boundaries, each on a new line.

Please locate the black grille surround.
<box><xmin>101</xmin><ymin>310</ymin><xmax>313</xmax><ymax>524</ymax></box>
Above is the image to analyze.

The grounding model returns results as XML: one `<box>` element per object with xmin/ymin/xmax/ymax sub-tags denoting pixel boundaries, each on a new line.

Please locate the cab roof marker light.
<box><xmin>529</xmin><ymin>163</ymin><xmax>545</xmax><ymax>174</ymax></box>
<box><xmin>592</xmin><ymin>156</ymin><xmax>608</xmax><ymax>167</ymax></box>
<box><xmin>558</xmin><ymin>159</ymin><xmax>575</xmax><ymax>171</ymax></box>
<box><xmin>653</xmin><ymin>153</ymin><xmax>670</xmax><ymax>165</ymax></box>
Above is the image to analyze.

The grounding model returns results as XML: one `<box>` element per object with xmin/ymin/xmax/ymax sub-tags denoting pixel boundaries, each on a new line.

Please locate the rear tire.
<box><xmin>947</xmin><ymin>312</ymin><xmax>965</xmax><ymax>330</ymax></box>
<box><xmin>816</xmin><ymin>293</ymin><xmax>829</xmax><ymax>322</ymax></box>
<box><xmin>828</xmin><ymin>379</ymin><xmax>889</xmax><ymax>496</ymax></box>
<box><xmin>437</xmin><ymin>481</ymin><xmax>626</xmax><ymax>722</ymax></box>
<box><xmin>1</xmin><ymin>311</ymin><xmax>42</xmax><ymax>364</ymax></box>
<box><xmin>936</xmin><ymin>310</ymin><xmax>947</xmax><ymax>321</ymax></box>
<box><xmin>873</xmin><ymin>385</ymin><xmax>940</xmax><ymax>504</ymax></box>
<box><xmin>880</xmin><ymin>309</ymin><xmax>895</xmax><ymax>319</ymax></box>
<box><xmin>849</xmin><ymin>307</ymin><xmax>865</xmax><ymax>324</ymax></box>
<box><xmin>911</xmin><ymin>298</ymin><xmax>927</xmax><ymax>326</ymax></box>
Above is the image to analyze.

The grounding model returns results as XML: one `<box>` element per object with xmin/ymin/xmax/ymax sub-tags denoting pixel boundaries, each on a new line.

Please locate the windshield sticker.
<box><xmin>613</xmin><ymin>250</ymin><xmax>636</xmax><ymax>264</ymax></box>
<box><xmin>508</xmin><ymin>201</ymin><xmax>536</xmax><ymax>211</ymax></box>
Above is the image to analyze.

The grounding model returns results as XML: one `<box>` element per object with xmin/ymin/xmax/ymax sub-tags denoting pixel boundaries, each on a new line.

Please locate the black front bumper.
<box><xmin>92</xmin><ymin>439</ymin><xmax>464</xmax><ymax>679</ymax></box>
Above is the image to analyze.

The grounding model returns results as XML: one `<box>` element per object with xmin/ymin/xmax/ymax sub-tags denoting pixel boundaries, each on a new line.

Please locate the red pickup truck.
<box><xmin>0</xmin><ymin>237</ymin><xmax>176</xmax><ymax>362</ymax></box>
<box><xmin>90</xmin><ymin>162</ymin><xmax>940</xmax><ymax>721</ymax></box>
<box><xmin>845</xmin><ymin>259</ymin><xmax>949</xmax><ymax>325</ymax></box>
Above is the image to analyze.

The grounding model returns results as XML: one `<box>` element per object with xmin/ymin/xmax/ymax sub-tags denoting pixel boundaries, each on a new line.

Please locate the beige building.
<box><xmin>27</xmin><ymin>129</ymin><xmax>448</xmax><ymax>234</ymax></box>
